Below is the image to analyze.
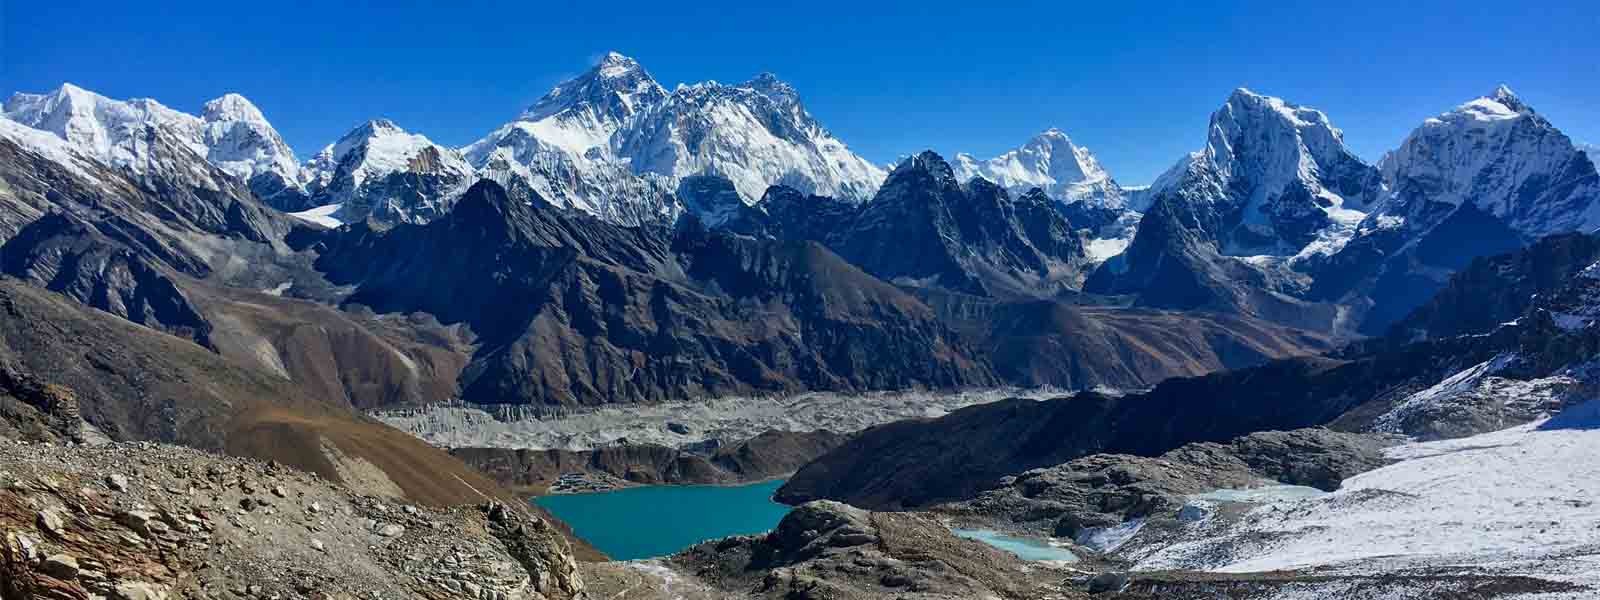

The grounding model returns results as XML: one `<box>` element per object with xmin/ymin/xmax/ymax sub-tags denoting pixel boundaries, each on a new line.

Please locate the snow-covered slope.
<box><xmin>1143</xmin><ymin>88</ymin><xmax>1379</xmax><ymax>257</ymax></box>
<box><xmin>1364</xmin><ymin>86</ymin><xmax>1600</xmax><ymax>241</ymax></box>
<box><xmin>1583</xmin><ymin>143</ymin><xmax>1600</xmax><ymax>167</ymax></box>
<box><xmin>3</xmin><ymin>83</ymin><xmax>308</xmax><ymax>208</ymax></box>
<box><xmin>462</xmin><ymin>52</ymin><xmax>680</xmax><ymax>225</ymax></box>
<box><xmin>1139</xmin><ymin>401</ymin><xmax>1600</xmax><ymax>585</ymax></box>
<box><xmin>302</xmin><ymin>119</ymin><xmax>475</xmax><ymax>224</ymax></box>
<box><xmin>953</xmin><ymin>128</ymin><xmax>1124</xmax><ymax>208</ymax></box>
<box><xmin>613</xmin><ymin>73</ymin><xmax>885</xmax><ymax>203</ymax></box>
<box><xmin>465</xmin><ymin>53</ymin><xmax>884</xmax><ymax>225</ymax></box>
<box><xmin>0</xmin><ymin>114</ymin><xmax>101</xmax><ymax>180</ymax></box>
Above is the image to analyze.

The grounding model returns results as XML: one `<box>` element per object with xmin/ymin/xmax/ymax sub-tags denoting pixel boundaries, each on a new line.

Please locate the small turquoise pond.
<box><xmin>951</xmin><ymin>528</ymin><xmax>1080</xmax><ymax>562</ymax></box>
<box><xmin>534</xmin><ymin>479</ymin><xmax>792</xmax><ymax>560</ymax></box>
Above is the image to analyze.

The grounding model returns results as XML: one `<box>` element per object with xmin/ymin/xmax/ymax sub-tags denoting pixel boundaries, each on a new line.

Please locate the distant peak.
<box><xmin>56</xmin><ymin>82</ymin><xmax>91</xmax><ymax>96</ymax></box>
<box><xmin>892</xmin><ymin>150</ymin><xmax>957</xmax><ymax>182</ymax></box>
<box><xmin>1032</xmin><ymin>128</ymin><xmax>1076</xmax><ymax>145</ymax></box>
<box><xmin>42</xmin><ymin>82</ymin><xmax>101</xmax><ymax>106</ymax></box>
<box><xmin>1489</xmin><ymin>84</ymin><xmax>1529</xmax><ymax>112</ymax></box>
<box><xmin>201</xmin><ymin>92</ymin><xmax>266</xmax><ymax>122</ymax></box>
<box><xmin>342</xmin><ymin>118</ymin><xmax>403</xmax><ymax>141</ymax></box>
<box><xmin>742</xmin><ymin>72</ymin><xmax>799</xmax><ymax>103</ymax></box>
<box><xmin>747</xmin><ymin>72</ymin><xmax>783</xmax><ymax>85</ymax></box>
<box><xmin>1229</xmin><ymin>87</ymin><xmax>1262</xmax><ymax>101</ymax></box>
<box><xmin>594</xmin><ymin>51</ymin><xmax>643</xmax><ymax>78</ymax></box>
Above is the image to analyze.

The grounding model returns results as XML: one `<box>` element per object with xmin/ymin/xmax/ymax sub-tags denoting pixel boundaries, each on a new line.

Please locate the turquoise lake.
<box><xmin>533</xmin><ymin>479</ymin><xmax>792</xmax><ymax>560</ymax></box>
<box><xmin>951</xmin><ymin>528</ymin><xmax>1080</xmax><ymax>562</ymax></box>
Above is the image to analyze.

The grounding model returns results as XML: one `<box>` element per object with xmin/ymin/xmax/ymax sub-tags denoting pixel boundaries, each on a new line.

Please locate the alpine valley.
<box><xmin>3</xmin><ymin>50</ymin><xmax>1600</xmax><ymax>600</ymax></box>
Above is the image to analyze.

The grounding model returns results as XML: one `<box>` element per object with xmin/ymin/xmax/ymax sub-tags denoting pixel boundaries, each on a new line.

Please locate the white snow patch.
<box><xmin>289</xmin><ymin>203</ymin><xmax>345</xmax><ymax>228</ymax></box>
<box><xmin>1137</xmin><ymin>405</ymin><xmax>1600</xmax><ymax>576</ymax></box>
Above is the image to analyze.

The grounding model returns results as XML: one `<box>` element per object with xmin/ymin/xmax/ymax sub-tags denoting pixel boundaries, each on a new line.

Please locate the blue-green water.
<box><xmin>534</xmin><ymin>479</ymin><xmax>792</xmax><ymax>560</ymax></box>
<box><xmin>951</xmin><ymin>528</ymin><xmax>1080</xmax><ymax>562</ymax></box>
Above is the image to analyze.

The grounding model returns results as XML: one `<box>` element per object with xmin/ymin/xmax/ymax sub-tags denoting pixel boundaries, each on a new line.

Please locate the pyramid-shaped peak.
<box><xmin>1489</xmin><ymin>84</ymin><xmax>1529</xmax><ymax>112</ymax></box>
<box><xmin>202</xmin><ymin>93</ymin><xmax>266</xmax><ymax>122</ymax></box>
<box><xmin>595</xmin><ymin>51</ymin><xmax>645</xmax><ymax>77</ymax></box>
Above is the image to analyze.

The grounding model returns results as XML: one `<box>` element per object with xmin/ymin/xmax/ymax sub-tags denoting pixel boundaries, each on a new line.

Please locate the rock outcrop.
<box><xmin>942</xmin><ymin>428</ymin><xmax>1397</xmax><ymax>538</ymax></box>
<box><xmin>666</xmin><ymin>501</ymin><xmax>1069</xmax><ymax>599</ymax></box>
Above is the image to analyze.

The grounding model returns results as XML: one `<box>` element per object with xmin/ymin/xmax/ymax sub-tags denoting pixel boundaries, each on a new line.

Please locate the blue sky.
<box><xmin>5</xmin><ymin>0</ymin><xmax>1598</xmax><ymax>184</ymax></box>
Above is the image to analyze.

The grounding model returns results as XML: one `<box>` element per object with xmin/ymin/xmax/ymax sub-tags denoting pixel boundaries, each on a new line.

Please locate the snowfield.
<box><xmin>1136</xmin><ymin>401</ymin><xmax>1600</xmax><ymax>593</ymax></box>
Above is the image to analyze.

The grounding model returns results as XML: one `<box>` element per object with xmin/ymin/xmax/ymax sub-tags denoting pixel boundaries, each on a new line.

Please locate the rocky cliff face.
<box><xmin>1381</xmin><ymin>232</ymin><xmax>1600</xmax><ymax>344</ymax></box>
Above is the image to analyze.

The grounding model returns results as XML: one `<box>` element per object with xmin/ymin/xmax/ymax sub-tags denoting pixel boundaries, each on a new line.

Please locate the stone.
<box><xmin>310</xmin><ymin>539</ymin><xmax>326</xmax><ymax>553</ymax></box>
<box><xmin>378</xmin><ymin>524</ymin><xmax>405</xmax><ymax>538</ymax></box>
<box><xmin>1087</xmin><ymin>572</ymin><xmax>1129</xmax><ymax>594</ymax></box>
<box><xmin>106</xmin><ymin>474</ymin><xmax>129</xmax><ymax>492</ymax></box>
<box><xmin>37</xmin><ymin>508</ymin><xmax>67</xmax><ymax>537</ymax></box>
<box><xmin>112</xmin><ymin>581</ymin><xmax>170</xmax><ymax>600</ymax></box>
<box><xmin>117</xmin><ymin>510</ymin><xmax>166</xmax><ymax>537</ymax></box>
<box><xmin>41</xmin><ymin>553</ymin><xmax>79</xmax><ymax>579</ymax></box>
<box><xmin>1177</xmin><ymin>502</ymin><xmax>1211</xmax><ymax>523</ymax></box>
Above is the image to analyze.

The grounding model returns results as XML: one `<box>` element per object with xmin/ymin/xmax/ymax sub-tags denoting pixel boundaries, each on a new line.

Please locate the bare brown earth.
<box><xmin>0</xmin><ymin>276</ymin><xmax>605</xmax><ymax>560</ymax></box>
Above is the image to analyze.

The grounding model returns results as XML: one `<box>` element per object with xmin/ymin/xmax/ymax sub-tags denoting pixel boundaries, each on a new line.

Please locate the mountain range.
<box><xmin>3</xmin><ymin>56</ymin><xmax>1596</xmax><ymax>395</ymax></box>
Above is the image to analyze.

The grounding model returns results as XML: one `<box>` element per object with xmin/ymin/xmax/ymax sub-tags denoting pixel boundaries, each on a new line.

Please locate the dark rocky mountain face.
<box><xmin>750</xmin><ymin>151</ymin><xmax>1093</xmax><ymax>299</ymax></box>
<box><xmin>313</xmin><ymin>180</ymin><xmax>995</xmax><ymax>411</ymax></box>
<box><xmin>1379</xmin><ymin>232</ymin><xmax>1600</xmax><ymax>345</ymax></box>
<box><xmin>751</xmin><ymin>185</ymin><xmax>858</xmax><ymax>242</ymax></box>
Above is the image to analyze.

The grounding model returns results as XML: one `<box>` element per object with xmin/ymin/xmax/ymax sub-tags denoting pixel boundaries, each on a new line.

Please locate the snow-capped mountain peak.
<box><xmin>201</xmin><ymin>92</ymin><xmax>268</xmax><ymax>123</ymax></box>
<box><xmin>297</xmin><ymin>118</ymin><xmax>475</xmax><ymax>224</ymax></box>
<box><xmin>1204</xmin><ymin>87</ymin><xmax>1361</xmax><ymax>197</ymax></box>
<box><xmin>612</xmin><ymin>74</ymin><xmax>886</xmax><ymax>203</ymax></box>
<box><xmin>1131</xmin><ymin>88</ymin><xmax>1379</xmax><ymax>257</ymax></box>
<box><xmin>196</xmin><ymin>93</ymin><xmax>303</xmax><ymax>193</ymax></box>
<box><xmin>1371</xmin><ymin>86</ymin><xmax>1600</xmax><ymax>240</ymax></box>
<box><xmin>306</xmin><ymin>118</ymin><xmax>470</xmax><ymax>192</ymax></box>
<box><xmin>3</xmin><ymin>83</ymin><xmax>207</xmax><ymax>167</ymax></box>
<box><xmin>517</xmin><ymin>51</ymin><xmax>666</xmax><ymax>138</ymax></box>
<box><xmin>3</xmin><ymin>83</ymin><xmax>305</xmax><ymax>203</ymax></box>
<box><xmin>952</xmin><ymin>127</ymin><xmax>1122</xmax><ymax>208</ymax></box>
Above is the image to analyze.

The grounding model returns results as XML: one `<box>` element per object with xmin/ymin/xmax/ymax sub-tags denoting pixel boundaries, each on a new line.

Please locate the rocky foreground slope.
<box><xmin>0</xmin><ymin>440</ymin><xmax>582</xmax><ymax>600</ymax></box>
